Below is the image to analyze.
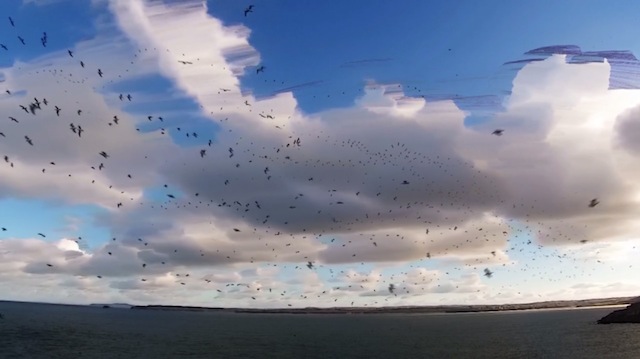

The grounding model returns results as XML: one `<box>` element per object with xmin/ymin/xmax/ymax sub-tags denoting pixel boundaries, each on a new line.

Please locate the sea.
<box><xmin>1</xmin><ymin>301</ymin><xmax>639</xmax><ymax>359</ymax></box>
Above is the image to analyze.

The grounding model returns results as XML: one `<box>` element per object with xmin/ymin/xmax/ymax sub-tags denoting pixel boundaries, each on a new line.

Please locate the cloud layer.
<box><xmin>1</xmin><ymin>0</ymin><xmax>639</xmax><ymax>307</ymax></box>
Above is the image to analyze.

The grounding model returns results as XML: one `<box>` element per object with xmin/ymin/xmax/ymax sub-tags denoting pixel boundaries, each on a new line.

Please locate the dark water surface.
<box><xmin>1</xmin><ymin>301</ymin><xmax>639</xmax><ymax>358</ymax></box>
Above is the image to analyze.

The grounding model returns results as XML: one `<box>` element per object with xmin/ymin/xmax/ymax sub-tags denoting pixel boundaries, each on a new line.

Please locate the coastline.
<box><xmin>1</xmin><ymin>296</ymin><xmax>635</xmax><ymax>315</ymax></box>
<box><xmin>128</xmin><ymin>296</ymin><xmax>636</xmax><ymax>315</ymax></box>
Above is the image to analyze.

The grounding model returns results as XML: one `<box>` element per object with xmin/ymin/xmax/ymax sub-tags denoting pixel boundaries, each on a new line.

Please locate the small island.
<box><xmin>597</xmin><ymin>301</ymin><xmax>640</xmax><ymax>324</ymax></box>
<box><xmin>89</xmin><ymin>303</ymin><xmax>133</xmax><ymax>309</ymax></box>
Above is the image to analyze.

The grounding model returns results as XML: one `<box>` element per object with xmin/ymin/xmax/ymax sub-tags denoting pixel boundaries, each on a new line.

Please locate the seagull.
<box><xmin>484</xmin><ymin>268</ymin><xmax>493</xmax><ymax>278</ymax></box>
<box><xmin>99</xmin><ymin>151</ymin><xmax>109</xmax><ymax>159</ymax></box>
<box><xmin>388</xmin><ymin>283</ymin><xmax>395</xmax><ymax>294</ymax></box>
<box><xmin>0</xmin><ymin>44</ymin><xmax>7</xmax><ymax>51</ymax></box>
<box><xmin>256</xmin><ymin>65</ymin><xmax>265</xmax><ymax>74</ymax></box>
<box><xmin>244</xmin><ymin>5</ymin><xmax>254</xmax><ymax>16</ymax></box>
<box><xmin>307</xmin><ymin>261</ymin><xmax>314</xmax><ymax>269</ymax></box>
<box><xmin>8</xmin><ymin>17</ymin><xmax>14</xmax><ymax>27</ymax></box>
<box><xmin>17</xmin><ymin>36</ymin><xmax>25</xmax><ymax>45</ymax></box>
<box><xmin>492</xmin><ymin>129</ymin><xmax>504</xmax><ymax>136</ymax></box>
<box><xmin>589</xmin><ymin>198</ymin><xmax>599</xmax><ymax>208</ymax></box>
<box><xmin>97</xmin><ymin>69</ymin><xmax>103</xmax><ymax>77</ymax></box>
<box><xmin>68</xmin><ymin>50</ymin><xmax>74</xmax><ymax>57</ymax></box>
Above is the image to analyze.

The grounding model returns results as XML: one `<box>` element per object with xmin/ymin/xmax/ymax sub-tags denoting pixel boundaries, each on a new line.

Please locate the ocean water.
<box><xmin>1</xmin><ymin>302</ymin><xmax>639</xmax><ymax>359</ymax></box>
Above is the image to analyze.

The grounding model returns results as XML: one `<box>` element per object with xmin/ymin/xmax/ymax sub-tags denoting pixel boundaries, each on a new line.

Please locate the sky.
<box><xmin>0</xmin><ymin>0</ymin><xmax>639</xmax><ymax>308</ymax></box>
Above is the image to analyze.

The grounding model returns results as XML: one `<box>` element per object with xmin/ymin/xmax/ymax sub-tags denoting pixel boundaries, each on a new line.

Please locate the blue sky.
<box><xmin>1</xmin><ymin>0</ymin><xmax>640</xmax><ymax>307</ymax></box>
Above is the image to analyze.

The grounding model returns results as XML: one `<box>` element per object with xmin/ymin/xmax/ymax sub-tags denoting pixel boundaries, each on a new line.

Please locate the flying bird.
<box><xmin>589</xmin><ymin>198</ymin><xmax>599</xmax><ymax>208</ymax></box>
<box><xmin>484</xmin><ymin>268</ymin><xmax>493</xmax><ymax>278</ymax></box>
<box><xmin>492</xmin><ymin>129</ymin><xmax>504</xmax><ymax>136</ymax></box>
<box><xmin>244</xmin><ymin>5</ymin><xmax>254</xmax><ymax>16</ymax></box>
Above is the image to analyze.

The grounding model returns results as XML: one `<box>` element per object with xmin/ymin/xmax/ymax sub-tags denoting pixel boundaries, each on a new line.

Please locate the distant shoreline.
<box><xmin>127</xmin><ymin>296</ymin><xmax>636</xmax><ymax>315</ymax></box>
<box><xmin>1</xmin><ymin>296</ymin><xmax>635</xmax><ymax>315</ymax></box>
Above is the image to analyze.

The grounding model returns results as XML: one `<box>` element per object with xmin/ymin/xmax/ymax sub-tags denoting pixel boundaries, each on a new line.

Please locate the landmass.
<box><xmin>597</xmin><ymin>301</ymin><xmax>640</xmax><ymax>324</ymax></box>
<box><xmin>130</xmin><ymin>296</ymin><xmax>637</xmax><ymax>315</ymax></box>
<box><xmin>89</xmin><ymin>303</ymin><xmax>133</xmax><ymax>309</ymax></box>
